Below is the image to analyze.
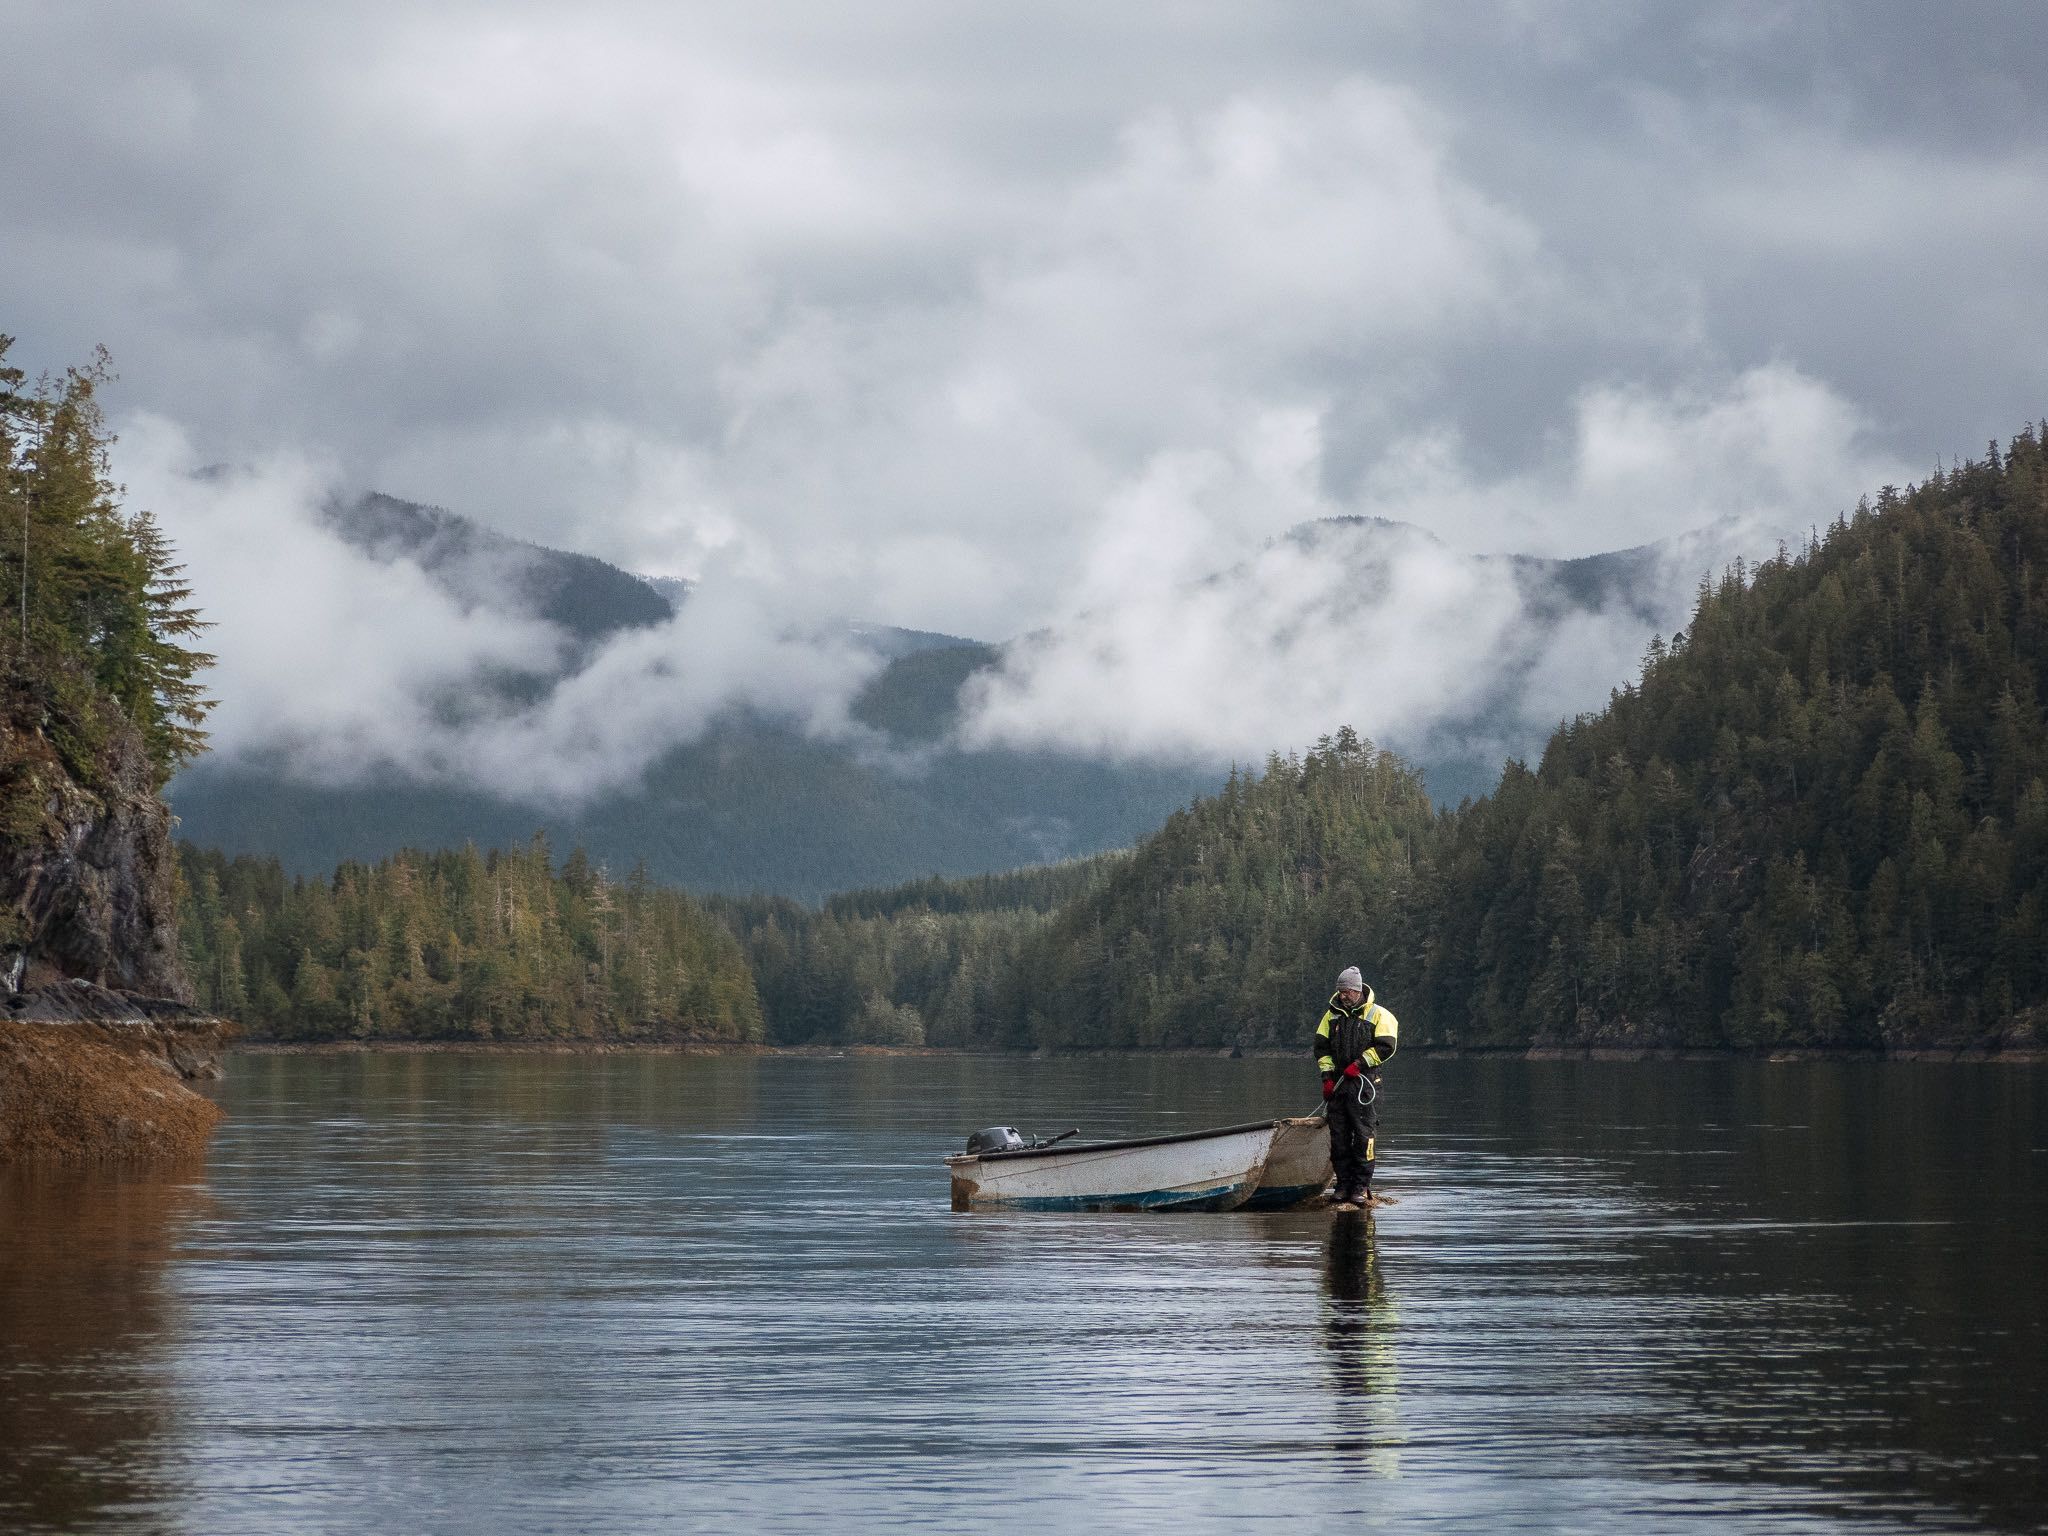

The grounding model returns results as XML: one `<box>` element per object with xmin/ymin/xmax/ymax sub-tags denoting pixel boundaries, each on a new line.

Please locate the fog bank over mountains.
<box><xmin>147</xmin><ymin>439</ymin><xmax>1776</xmax><ymax>893</ymax></box>
<box><xmin>960</xmin><ymin>513</ymin><xmax>1765</xmax><ymax>783</ymax></box>
<box><xmin>134</xmin><ymin>421</ymin><xmax>889</xmax><ymax>808</ymax></box>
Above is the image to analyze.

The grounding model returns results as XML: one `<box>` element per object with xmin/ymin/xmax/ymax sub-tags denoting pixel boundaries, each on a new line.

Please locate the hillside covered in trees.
<box><xmin>177</xmin><ymin>839</ymin><xmax>761</xmax><ymax>1043</ymax></box>
<box><xmin>1408</xmin><ymin>430</ymin><xmax>2048</xmax><ymax>1051</ymax></box>
<box><xmin>983</xmin><ymin>429</ymin><xmax>2048</xmax><ymax>1053</ymax></box>
<box><xmin>1000</xmin><ymin>731</ymin><xmax>1435</xmax><ymax>1050</ymax></box>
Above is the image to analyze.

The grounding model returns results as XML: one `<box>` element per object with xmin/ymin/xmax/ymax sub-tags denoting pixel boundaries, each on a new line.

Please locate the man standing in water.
<box><xmin>1315</xmin><ymin>966</ymin><xmax>1399</xmax><ymax>1209</ymax></box>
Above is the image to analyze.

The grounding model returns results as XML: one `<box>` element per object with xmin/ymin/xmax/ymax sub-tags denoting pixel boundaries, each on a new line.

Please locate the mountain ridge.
<box><xmin>168</xmin><ymin>490</ymin><xmax>1745</xmax><ymax>897</ymax></box>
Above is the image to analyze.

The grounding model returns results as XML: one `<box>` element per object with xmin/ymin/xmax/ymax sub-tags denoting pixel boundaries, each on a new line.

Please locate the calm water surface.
<box><xmin>2</xmin><ymin>1054</ymin><xmax>2044</xmax><ymax>1534</ymax></box>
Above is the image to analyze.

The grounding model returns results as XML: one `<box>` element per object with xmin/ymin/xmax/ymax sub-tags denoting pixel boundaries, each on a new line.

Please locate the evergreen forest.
<box><xmin>709</xmin><ymin>854</ymin><xmax>1120</xmax><ymax>1047</ymax></box>
<box><xmin>177</xmin><ymin>839</ymin><xmax>761</xmax><ymax>1043</ymax></box>
<box><xmin>999</xmin><ymin>732</ymin><xmax>1435</xmax><ymax>1051</ymax></box>
<box><xmin>2</xmin><ymin>336</ymin><xmax>214</xmax><ymax>988</ymax></box>
<box><xmin>1</xmin><ymin>338</ymin><xmax>212</xmax><ymax>833</ymax></box>
<box><xmin>1405</xmin><ymin>431</ymin><xmax>2048</xmax><ymax>1050</ymax></box>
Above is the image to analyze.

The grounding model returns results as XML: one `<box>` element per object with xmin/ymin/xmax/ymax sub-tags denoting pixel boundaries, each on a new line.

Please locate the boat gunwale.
<box><xmin>944</xmin><ymin>1115</ymin><xmax>1318</xmax><ymax>1167</ymax></box>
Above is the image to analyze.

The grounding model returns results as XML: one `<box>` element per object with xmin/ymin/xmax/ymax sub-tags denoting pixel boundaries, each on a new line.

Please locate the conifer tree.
<box><xmin>1</xmin><ymin>337</ymin><xmax>213</xmax><ymax>791</ymax></box>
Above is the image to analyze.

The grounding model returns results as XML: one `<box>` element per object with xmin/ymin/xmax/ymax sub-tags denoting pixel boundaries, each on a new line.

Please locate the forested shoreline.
<box><xmin>175</xmin><ymin>429</ymin><xmax>2048</xmax><ymax>1054</ymax></box>
<box><xmin>177</xmin><ymin>838</ymin><xmax>760</xmax><ymax>1043</ymax></box>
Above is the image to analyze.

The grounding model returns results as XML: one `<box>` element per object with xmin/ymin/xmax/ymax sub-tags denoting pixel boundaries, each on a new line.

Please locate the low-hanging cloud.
<box><xmin>124</xmin><ymin>417</ymin><xmax>886</xmax><ymax>804</ymax></box>
<box><xmin>134</xmin><ymin>357</ymin><xmax>1913</xmax><ymax>808</ymax></box>
<box><xmin>956</xmin><ymin>519</ymin><xmax>1721</xmax><ymax>777</ymax></box>
<box><xmin>126</xmin><ymin>347</ymin><xmax>1915</xmax><ymax>813</ymax></box>
<box><xmin>956</xmin><ymin>366</ymin><xmax>1912</xmax><ymax>774</ymax></box>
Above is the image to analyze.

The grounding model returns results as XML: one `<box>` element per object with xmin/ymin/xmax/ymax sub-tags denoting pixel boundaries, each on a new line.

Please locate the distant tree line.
<box><xmin>816</xmin><ymin>856</ymin><xmax>1119</xmax><ymax>920</ymax></box>
<box><xmin>177</xmin><ymin>837</ymin><xmax>761</xmax><ymax>1042</ymax></box>
<box><xmin>708</xmin><ymin>855</ymin><xmax>1120</xmax><ymax>1047</ymax></box>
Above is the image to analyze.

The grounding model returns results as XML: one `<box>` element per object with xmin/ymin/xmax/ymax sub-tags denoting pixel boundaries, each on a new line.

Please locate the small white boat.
<box><xmin>946</xmin><ymin>1120</ymin><xmax>1283</xmax><ymax>1212</ymax></box>
<box><xmin>1239</xmin><ymin>1115</ymin><xmax>1333</xmax><ymax>1209</ymax></box>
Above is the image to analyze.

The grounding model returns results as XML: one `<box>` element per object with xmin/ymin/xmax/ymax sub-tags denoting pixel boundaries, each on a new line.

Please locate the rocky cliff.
<box><xmin>3</xmin><ymin>699</ymin><xmax>228</xmax><ymax>1161</ymax></box>
<box><xmin>2</xmin><ymin>709</ymin><xmax>187</xmax><ymax>998</ymax></box>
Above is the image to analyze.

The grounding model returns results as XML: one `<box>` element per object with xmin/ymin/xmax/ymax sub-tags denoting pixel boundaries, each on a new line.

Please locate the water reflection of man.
<box><xmin>1321</xmin><ymin>1214</ymin><xmax>1402</xmax><ymax>1474</ymax></box>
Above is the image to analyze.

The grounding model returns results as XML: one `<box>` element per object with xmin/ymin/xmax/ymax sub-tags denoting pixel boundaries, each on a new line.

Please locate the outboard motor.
<box><xmin>965</xmin><ymin>1126</ymin><xmax>1028</xmax><ymax>1155</ymax></box>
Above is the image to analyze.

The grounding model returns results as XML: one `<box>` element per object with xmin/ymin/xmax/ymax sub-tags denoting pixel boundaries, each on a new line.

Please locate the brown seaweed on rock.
<box><xmin>0</xmin><ymin>985</ymin><xmax>230</xmax><ymax>1162</ymax></box>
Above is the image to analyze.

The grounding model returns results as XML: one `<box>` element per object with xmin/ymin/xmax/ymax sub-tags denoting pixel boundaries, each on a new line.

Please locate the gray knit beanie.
<box><xmin>1336</xmin><ymin>965</ymin><xmax>1364</xmax><ymax>992</ymax></box>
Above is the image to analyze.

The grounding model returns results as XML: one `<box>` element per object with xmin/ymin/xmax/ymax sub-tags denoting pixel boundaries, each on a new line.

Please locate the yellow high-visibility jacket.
<box><xmin>1314</xmin><ymin>988</ymin><xmax>1400</xmax><ymax>1076</ymax></box>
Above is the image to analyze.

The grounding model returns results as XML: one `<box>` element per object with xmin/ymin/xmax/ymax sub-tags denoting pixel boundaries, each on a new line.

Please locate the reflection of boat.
<box><xmin>946</xmin><ymin>1120</ymin><xmax>1283</xmax><ymax>1212</ymax></box>
<box><xmin>1241</xmin><ymin>1115</ymin><xmax>1332</xmax><ymax>1210</ymax></box>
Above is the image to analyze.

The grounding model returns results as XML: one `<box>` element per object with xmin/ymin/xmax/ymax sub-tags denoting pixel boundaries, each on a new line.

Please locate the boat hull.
<box><xmin>947</xmin><ymin>1122</ymin><xmax>1280</xmax><ymax>1212</ymax></box>
<box><xmin>1239</xmin><ymin>1116</ymin><xmax>1333</xmax><ymax>1210</ymax></box>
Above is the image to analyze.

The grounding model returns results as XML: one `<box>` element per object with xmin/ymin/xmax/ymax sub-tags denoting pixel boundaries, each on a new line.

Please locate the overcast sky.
<box><xmin>7</xmin><ymin>2</ymin><xmax>2047</xmax><ymax>785</ymax></box>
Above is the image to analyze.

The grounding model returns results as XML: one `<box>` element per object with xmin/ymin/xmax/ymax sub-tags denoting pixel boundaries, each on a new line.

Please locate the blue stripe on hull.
<box><xmin>1239</xmin><ymin>1182</ymin><xmax>1327</xmax><ymax>1211</ymax></box>
<box><xmin>993</xmin><ymin>1182</ymin><xmax>1248</xmax><ymax>1212</ymax></box>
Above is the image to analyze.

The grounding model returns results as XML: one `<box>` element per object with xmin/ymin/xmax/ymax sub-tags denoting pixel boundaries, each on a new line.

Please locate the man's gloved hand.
<box><xmin>1320</xmin><ymin>1075</ymin><xmax>1337</xmax><ymax>1101</ymax></box>
<box><xmin>1341</xmin><ymin>1061</ymin><xmax>1364</xmax><ymax>1080</ymax></box>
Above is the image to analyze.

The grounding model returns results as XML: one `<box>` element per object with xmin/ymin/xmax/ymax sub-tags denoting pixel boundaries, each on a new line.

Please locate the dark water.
<box><xmin>3</xmin><ymin>1055</ymin><xmax>2045</xmax><ymax>1534</ymax></box>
